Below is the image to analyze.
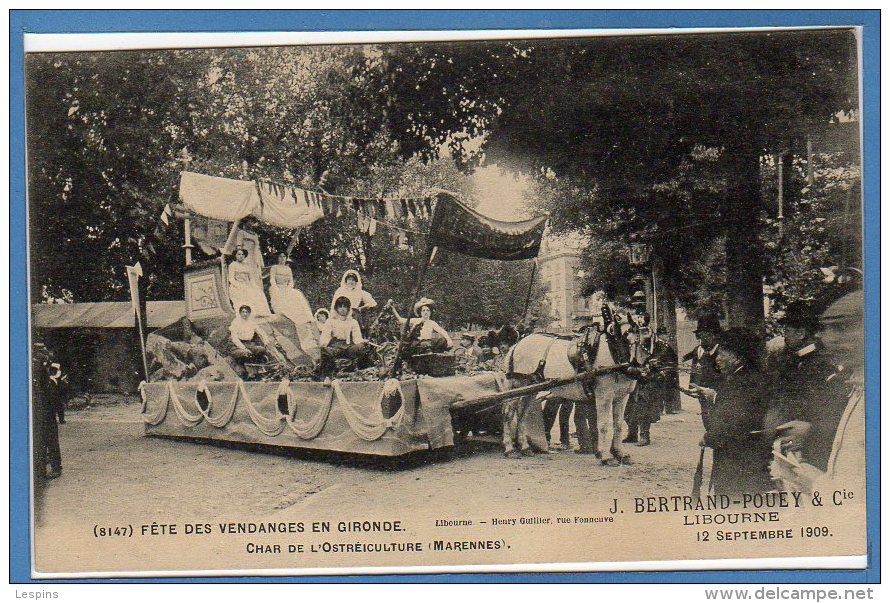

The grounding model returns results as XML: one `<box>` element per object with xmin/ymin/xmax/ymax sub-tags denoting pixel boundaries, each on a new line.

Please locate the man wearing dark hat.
<box><xmin>682</xmin><ymin>315</ymin><xmax>723</xmax><ymax>430</ymax></box>
<box><xmin>684</xmin><ymin>315</ymin><xmax>722</xmax><ymax>386</ymax></box>
<box><xmin>764</xmin><ymin>298</ymin><xmax>854</xmax><ymax>473</ymax></box>
<box><xmin>47</xmin><ymin>361</ymin><xmax>71</xmax><ymax>425</ymax></box>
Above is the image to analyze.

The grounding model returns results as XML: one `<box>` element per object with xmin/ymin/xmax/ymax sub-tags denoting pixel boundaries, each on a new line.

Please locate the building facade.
<box><xmin>537</xmin><ymin>237</ymin><xmax>595</xmax><ymax>333</ymax></box>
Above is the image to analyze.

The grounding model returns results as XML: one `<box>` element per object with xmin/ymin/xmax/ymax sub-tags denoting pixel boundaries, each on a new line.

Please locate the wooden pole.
<box><xmin>650</xmin><ymin>261</ymin><xmax>658</xmax><ymax>353</ymax></box>
<box><xmin>284</xmin><ymin>227</ymin><xmax>302</xmax><ymax>258</ymax></box>
<box><xmin>178</xmin><ymin>151</ymin><xmax>194</xmax><ymax>265</ymax></box>
<box><xmin>777</xmin><ymin>153</ymin><xmax>785</xmax><ymax>240</ymax></box>
<box><xmin>222</xmin><ymin>219</ymin><xmax>242</xmax><ymax>256</ymax></box>
<box><xmin>387</xmin><ymin>243</ymin><xmax>435</xmax><ymax>377</ymax></box>
<box><xmin>183</xmin><ymin>218</ymin><xmax>194</xmax><ymax>265</ymax></box>
<box><xmin>449</xmin><ymin>363</ymin><xmax>628</xmax><ymax>412</ymax></box>
<box><xmin>520</xmin><ymin>260</ymin><xmax>538</xmax><ymax>323</ymax></box>
<box><xmin>135</xmin><ymin>304</ymin><xmax>150</xmax><ymax>381</ymax></box>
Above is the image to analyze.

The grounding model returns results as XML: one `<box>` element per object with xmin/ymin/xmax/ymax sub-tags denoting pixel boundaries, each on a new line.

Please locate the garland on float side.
<box><xmin>330</xmin><ymin>378</ymin><xmax>405</xmax><ymax>442</ymax></box>
<box><xmin>141</xmin><ymin>378</ymin><xmax>405</xmax><ymax>442</ymax></box>
<box><xmin>195</xmin><ymin>381</ymin><xmax>239</xmax><ymax>428</ymax></box>
<box><xmin>281</xmin><ymin>380</ymin><xmax>335</xmax><ymax>440</ymax></box>
<box><xmin>166</xmin><ymin>380</ymin><xmax>204</xmax><ymax>428</ymax></box>
<box><xmin>139</xmin><ymin>381</ymin><xmax>169</xmax><ymax>426</ymax></box>
<box><xmin>239</xmin><ymin>380</ymin><xmax>286</xmax><ymax>437</ymax></box>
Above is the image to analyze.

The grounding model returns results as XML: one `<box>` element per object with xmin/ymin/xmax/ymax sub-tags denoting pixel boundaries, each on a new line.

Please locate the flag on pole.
<box><xmin>159</xmin><ymin>204</ymin><xmax>173</xmax><ymax>226</ymax></box>
<box><xmin>126</xmin><ymin>262</ymin><xmax>144</xmax><ymax>316</ymax></box>
<box><xmin>126</xmin><ymin>262</ymin><xmax>150</xmax><ymax>380</ymax></box>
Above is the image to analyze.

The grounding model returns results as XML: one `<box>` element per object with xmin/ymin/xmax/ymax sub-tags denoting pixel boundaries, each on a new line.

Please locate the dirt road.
<box><xmin>38</xmin><ymin>396</ymin><xmax>707</xmax><ymax>527</ymax></box>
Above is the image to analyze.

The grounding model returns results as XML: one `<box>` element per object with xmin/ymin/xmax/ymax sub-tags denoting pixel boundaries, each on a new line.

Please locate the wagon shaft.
<box><xmin>449</xmin><ymin>363</ymin><xmax>627</xmax><ymax>412</ymax></box>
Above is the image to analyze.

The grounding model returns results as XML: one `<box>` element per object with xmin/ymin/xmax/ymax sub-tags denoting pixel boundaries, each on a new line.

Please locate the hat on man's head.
<box><xmin>461</xmin><ymin>333</ymin><xmax>475</xmax><ymax>342</ymax></box>
<box><xmin>413</xmin><ymin>297</ymin><xmax>435</xmax><ymax>317</ymax></box>
<box><xmin>694</xmin><ymin>314</ymin><xmax>722</xmax><ymax>335</ymax></box>
<box><xmin>781</xmin><ymin>300</ymin><xmax>820</xmax><ymax>333</ymax></box>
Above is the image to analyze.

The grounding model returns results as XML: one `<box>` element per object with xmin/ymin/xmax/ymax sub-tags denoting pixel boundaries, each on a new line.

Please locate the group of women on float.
<box><xmin>226</xmin><ymin>249</ymin><xmax>452</xmax><ymax>374</ymax></box>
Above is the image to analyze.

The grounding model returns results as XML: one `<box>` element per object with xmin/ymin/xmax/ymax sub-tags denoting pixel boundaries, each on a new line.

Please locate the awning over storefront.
<box><xmin>32</xmin><ymin>301</ymin><xmax>185</xmax><ymax>329</ymax></box>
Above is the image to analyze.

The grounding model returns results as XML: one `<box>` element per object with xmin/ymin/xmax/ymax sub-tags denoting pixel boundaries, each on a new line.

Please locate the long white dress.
<box><xmin>270</xmin><ymin>265</ymin><xmax>314</xmax><ymax>325</ymax></box>
<box><xmin>228</xmin><ymin>260</ymin><xmax>271</xmax><ymax>316</ymax></box>
<box><xmin>269</xmin><ymin>264</ymin><xmax>319</xmax><ymax>359</ymax></box>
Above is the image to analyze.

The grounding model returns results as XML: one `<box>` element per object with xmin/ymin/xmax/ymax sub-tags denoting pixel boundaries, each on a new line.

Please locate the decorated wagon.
<box><xmin>132</xmin><ymin>171</ymin><xmax>556</xmax><ymax>458</ymax></box>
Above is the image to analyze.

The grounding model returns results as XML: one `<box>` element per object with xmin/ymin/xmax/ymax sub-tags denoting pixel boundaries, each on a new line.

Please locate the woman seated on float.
<box><xmin>391</xmin><ymin>297</ymin><xmax>454</xmax><ymax>354</ymax></box>
<box><xmin>269</xmin><ymin>251</ymin><xmax>319</xmax><ymax>359</ymax></box>
<box><xmin>330</xmin><ymin>269</ymin><xmax>377</xmax><ymax>328</ymax></box>
<box><xmin>269</xmin><ymin>252</ymin><xmax>313</xmax><ymax>323</ymax></box>
<box><xmin>227</xmin><ymin>247</ymin><xmax>271</xmax><ymax>317</ymax></box>
<box><xmin>228</xmin><ymin>305</ymin><xmax>271</xmax><ymax>362</ymax></box>
<box><xmin>318</xmin><ymin>296</ymin><xmax>372</xmax><ymax>374</ymax></box>
<box><xmin>314</xmin><ymin>308</ymin><xmax>330</xmax><ymax>331</ymax></box>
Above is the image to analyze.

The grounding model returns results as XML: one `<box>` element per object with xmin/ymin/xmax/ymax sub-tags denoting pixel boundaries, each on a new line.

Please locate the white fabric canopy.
<box><xmin>179</xmin><ymin>172</ymin><xmax>324</xmax><ymax>229</ymax></box>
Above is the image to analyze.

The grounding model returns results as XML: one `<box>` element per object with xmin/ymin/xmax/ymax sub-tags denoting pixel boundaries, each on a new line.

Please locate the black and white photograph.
<box><xmin>24</xmin><ymin>25</ymin><xmax>867</xmax><ymax>576</ymax></box>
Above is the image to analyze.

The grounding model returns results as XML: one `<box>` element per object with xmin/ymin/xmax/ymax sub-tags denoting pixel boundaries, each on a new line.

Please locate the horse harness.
<box><xmin>506</xmin><ymin>328</ymin><xmax>603</xmax><ymax>392</ymax></box>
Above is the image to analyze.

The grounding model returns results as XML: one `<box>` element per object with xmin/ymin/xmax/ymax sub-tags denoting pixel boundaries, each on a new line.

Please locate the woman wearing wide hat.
<box><xmin>390</xmin><ymin>297</ymin><xmax>454</xmax><ymax>355</ymax></box>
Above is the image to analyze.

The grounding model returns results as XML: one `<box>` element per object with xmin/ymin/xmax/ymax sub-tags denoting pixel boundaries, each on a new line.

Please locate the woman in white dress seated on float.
<box><xmin>330</xmin><ymin>269</ymin><xmax>377</xmax><ymax>328</ymax></box>
<box><xmin>269</xmin><ymin>251</ymin><xmax>320</xmax><ymax>360</ymax></box>
<box><xmin>227</xmin><ymin>247</ymin><xmax>271</xmax><ymax>317</ymax></box>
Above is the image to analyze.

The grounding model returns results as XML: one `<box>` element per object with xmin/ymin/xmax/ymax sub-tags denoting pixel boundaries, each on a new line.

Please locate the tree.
<box><xmin>761</xmin><ymin>140</ymin><xmax>862</xmax><ymax>330</ymax></box>
<box><xmin>373</xmin><ymin>30</ymin><xmax>860</xmax><ymax>333</ymax></box>
<box><xmin>26</xmin><ymin>46</ymin><xmax>406</xmax><ymax>303</ymax></box>
<box><xmin>26</xmin><ymin>46</ymin><xmax>546</xmax><ymax>329</ymax></box>
<box><xmin>26</xmin><ymin>51</ymin><xmax>205</xmax><ymax>302</ymax></box>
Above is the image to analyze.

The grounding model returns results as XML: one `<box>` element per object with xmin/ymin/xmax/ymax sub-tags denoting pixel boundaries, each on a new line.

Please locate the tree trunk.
<box><xmin>723</xmin><ymin>145</ymin><xmax>766</xmax><ymax>333</ymax></box>
<box><xmin>659</xmin><ymin>296</ymin><xmax>682</xmax><ymax>412</ymax></box>
<box><xmin>653</xmin><ymin>257</ymin><xmax>681</xmax><ymax>412</ymax></box>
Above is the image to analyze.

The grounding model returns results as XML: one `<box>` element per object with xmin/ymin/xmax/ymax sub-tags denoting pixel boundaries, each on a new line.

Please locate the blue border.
<box><xmin>9</xmin><ymin>10</ymin><xmax>880</xmax><ymax>584</ymax></box>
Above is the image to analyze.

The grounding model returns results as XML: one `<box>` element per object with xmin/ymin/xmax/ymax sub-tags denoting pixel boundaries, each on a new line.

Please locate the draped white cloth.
<box><xmin>179</xmin><ymin>172</ymin><xmax>324</xmax><ymax>229</ymax></box>
<box><xmin>269</xmin><ymin>265</ymin><xmax>314</xmax><ymax>326</ymax></box>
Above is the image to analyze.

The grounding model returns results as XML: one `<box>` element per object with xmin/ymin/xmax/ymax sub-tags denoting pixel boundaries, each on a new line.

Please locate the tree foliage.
<box><xmin>28</xmin><ymin>32</ymin><xmax>859</xmax><ymax>334</ymax></box>
<box><xmin>26</xmin><ymin>48</ymin><xmax>544</xmax><ymax>328</ymax></box>
<box><xmin>374</xmin><ymin>30</ymin><xmax>860</xmax><ymax>325</ymax></box>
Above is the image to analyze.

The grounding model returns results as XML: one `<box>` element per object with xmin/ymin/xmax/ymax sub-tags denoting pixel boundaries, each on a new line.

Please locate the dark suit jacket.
<box><xmin>706</xmin><ymin>368</ymin><xmax>772</xmax><ymax>495</ymax></box>
<box><xmin>683</xmin><ymin>345</ymin><xmax>721</xmax><ymax>389</ymax></box>
<box><xmin>764</xmin><ymin>342</ymin><xmax>851</xmax><ymax>472</ymax></box>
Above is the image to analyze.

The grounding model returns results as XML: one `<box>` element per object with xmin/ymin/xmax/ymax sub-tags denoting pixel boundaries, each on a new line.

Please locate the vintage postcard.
<box><xmin>22</xmin><ymin>23</ymin><xmax>872</xmax><ymax>578</ymax></box>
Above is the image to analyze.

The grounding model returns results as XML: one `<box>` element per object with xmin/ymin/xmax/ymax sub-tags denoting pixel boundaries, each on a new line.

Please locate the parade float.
<box><xmin>133</xmin><ymin>171</ymin><xmax>554</xmax><ymax>458</ymax></box>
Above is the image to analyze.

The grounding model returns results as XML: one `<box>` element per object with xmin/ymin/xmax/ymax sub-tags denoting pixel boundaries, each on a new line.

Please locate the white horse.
<box><xmin>502</xmin><ymin>315</ymin><xmax>638</xmax><ymax>465</ymax></box>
